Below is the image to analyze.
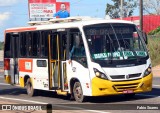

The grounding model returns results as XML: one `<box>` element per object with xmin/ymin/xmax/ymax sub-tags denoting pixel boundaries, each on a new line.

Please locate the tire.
<box><xmin>124</xmin><ymin>93</ymin><xmax>135</xmax><ymax>98</ymax></box>
<box><xmin>26</xmin><ymin>78</ymin><xmax>35</xmax><ymax>97</ymax></box>
<box><xmin>73</xmin><ymin>82</ymin><xmax>85</xmax><ymax>102</ymax></box>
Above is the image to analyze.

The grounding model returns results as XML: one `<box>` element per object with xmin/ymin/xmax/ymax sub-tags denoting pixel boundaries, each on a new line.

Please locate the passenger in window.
<box><xmin>68</xmin><ymin>34</ymin><xmax>85</xmax><ymax>64</ymax></box>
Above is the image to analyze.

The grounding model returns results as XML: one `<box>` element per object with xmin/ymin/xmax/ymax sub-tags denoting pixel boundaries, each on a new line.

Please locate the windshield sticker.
<box><xmin>136</xmin><ymin>51</ymin><xmax>147</xmax><ymax>56</ymax></box>
<box><xmin>93</xmin><ymin>51</ymin><xmax>135</xmax><ymax>59</ymax></box>
<box><xmin>123</xmin><ymin>51</ymin><xmax>134</xmax><ymax>57</ymax></box>
<box><xmin>93</xmin><ymin>51</ymin><xmax>147</xmax><ymax>59</ymax></box>
<box><xmin>93</xmin><ymin>53</ymin><xmax>108</xmax><ymax>59</ymax></box>
<box><xmin>93</xmin><ymin>52</ymin><xmax>126</xmax><ymax>59</ymax></box>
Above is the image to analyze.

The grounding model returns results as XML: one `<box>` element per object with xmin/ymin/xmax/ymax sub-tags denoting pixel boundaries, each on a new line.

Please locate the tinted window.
<box><xmin>20</xmin><ymin>33</ymin><xmax>27</xmax><ymax>57</ymax></box>
<box><xmin>28</xmin><ymin>32</ymin><xmax>40</xmax><ymax>57</ymax></box>
<box><xmin>4</xmin><ymin>33</ymin><xmax>11</xmax><ymax>58</ymax></box>
<box><xmin>69</xmin><ymin>29</ymin><xmax>87</xmax><ymax>67</ymax></box>
<box><xmin>41</xmin><ymin>31</ymin><xmax>48</xmax><ymax>57</ymax></box>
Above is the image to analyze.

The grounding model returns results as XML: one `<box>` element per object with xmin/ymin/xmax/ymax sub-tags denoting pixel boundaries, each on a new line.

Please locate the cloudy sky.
<box><xmin>0</xmin><ymin>0</ymin><xmax>139</xmax><ymax>41</ymax></box>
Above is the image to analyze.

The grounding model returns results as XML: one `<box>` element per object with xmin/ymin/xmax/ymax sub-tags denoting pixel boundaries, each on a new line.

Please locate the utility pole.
<box><xmin>140</xmin><ymin>0</ymin><xmax>143</xmax><ymax>31</ymax></box>
<box><xmin>120</xmin><ymin>0</ymin><xmax>124</xmax><ymax>20</ymax></box>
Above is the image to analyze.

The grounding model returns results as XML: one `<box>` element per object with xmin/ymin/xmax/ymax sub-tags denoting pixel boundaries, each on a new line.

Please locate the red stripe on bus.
<box><xmin>5</xmin><ymin>27</ymin><xmax>37</xmax><ymax>33</ymax></box>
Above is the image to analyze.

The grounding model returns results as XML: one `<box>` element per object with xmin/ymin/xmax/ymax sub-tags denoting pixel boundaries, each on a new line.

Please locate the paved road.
<box><xmin>0</xmin><ymin>61</ymin><xmax>3</xmax><ymax>67</ymax></box>
<box><xmin>0</xmin><ymin>72</ymin><xmax>160</xmax><ymax>113</ymax></box>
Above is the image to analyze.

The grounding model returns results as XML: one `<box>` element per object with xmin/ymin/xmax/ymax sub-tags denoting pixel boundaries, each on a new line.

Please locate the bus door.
<box><xmin>49</xmin><ymin>33</ymin><xmax>59</xmax><ymax>89</ymax></box>
<box><xmin>10</xmin><ymin>33</ymin><xmax>19</xmax><ymax>85</ymax></box>
<box><xmin>59</xmin><ymin>32</ymin><xmax>68</xmax><ymax>91</ymax></box>
<box><xmin>48</xmin><ymin>31</ymin><xmax>68</xmax><ymax>91</ymax></box>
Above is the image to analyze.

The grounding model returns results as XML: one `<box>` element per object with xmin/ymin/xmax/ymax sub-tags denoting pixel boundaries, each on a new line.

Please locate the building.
<box><xmin>121</xmin><ymin>15</ymin><xmax>160</xmax><ymax>33</ymax></box>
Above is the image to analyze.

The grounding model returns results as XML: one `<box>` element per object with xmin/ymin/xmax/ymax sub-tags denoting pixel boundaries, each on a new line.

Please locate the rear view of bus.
<box><xmin>83</xmin><ymin>22</ymin><xmax>152</xmax><ymax>98</ymax></box>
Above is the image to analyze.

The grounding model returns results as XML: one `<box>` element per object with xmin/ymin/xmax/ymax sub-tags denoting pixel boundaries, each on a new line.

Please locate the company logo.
<box><xmin>2</xmin><ymin>105</ymin><xmax>12</xmax><ymax>110</ymax></box>
<box><xmin>72</xmin><ymin>67</ymin><xmax>76</xmax><ymax>72</ymax></box>
<box><xmin>126</xmin><ymin>75</ymin><xmax>130</xmax><ymax>79</ymax></box>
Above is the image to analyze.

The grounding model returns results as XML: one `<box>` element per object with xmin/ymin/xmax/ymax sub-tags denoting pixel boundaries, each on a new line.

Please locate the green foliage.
<box><xmin>105</xmin><ymin>0</ymin><xmax>137</xmax><ymax>18</ymax></box>
<box><xmin>0</xmin><ymin>42</ymin><xmax>4</xmax><ymax>50</ymax></box>
<box><xmin>148</xmin><ymin>26</ymin><xmax>160</xmax><ymax>35</ymax></box>
<box><xmin>148</xmin><ymin>37</ymin><xmax>160</xmax><ymax>66</ymax></box>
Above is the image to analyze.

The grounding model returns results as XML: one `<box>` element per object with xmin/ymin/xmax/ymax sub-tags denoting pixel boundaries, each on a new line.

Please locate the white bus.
<box><xmin>4</xmin><ymin>17</ymin><xmax>152</xmax><ymax>102</ymax></box>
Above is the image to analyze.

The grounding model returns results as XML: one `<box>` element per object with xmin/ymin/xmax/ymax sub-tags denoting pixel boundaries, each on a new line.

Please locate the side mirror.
<box><xmin>142</xmin><ymin>32</ymin><xmax>148</xmax><ymax>45</ymax></box>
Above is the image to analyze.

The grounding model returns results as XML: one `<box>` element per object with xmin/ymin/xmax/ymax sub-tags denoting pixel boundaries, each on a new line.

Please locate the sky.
<box><xmin>0</xmin><ymin>0</ymin><xmax>139</xmax><ymax>41</ymax></box>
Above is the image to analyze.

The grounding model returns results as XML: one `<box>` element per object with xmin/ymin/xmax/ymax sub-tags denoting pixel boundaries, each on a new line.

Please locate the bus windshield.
<box><xmin>84</xmin><ymin>23</ymin><xmax>148</xmax><ymax>61</ymax></box>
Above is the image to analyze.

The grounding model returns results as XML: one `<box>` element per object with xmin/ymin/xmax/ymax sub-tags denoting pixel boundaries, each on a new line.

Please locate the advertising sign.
<box><xmin>28</xmin><ymin>0</ymin><xmax>70</xmax><ymax>19</ymax></box>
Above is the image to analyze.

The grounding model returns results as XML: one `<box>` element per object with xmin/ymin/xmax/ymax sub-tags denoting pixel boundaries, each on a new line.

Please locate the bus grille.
<box><xmin>113</xmin><ymin>83</ymin><xmax>139</xmax><ymax>92</ymax></box>
<box><xmin>110</xmin><ymin>75</ymin><xmax>125</xmax><ymax>79</ymax></box>
<box><xmin>128</xmin><ymin>73</ymin><xmax>141</xmax><ymax>78</ymax></box>
<box><xmin>110</xmin><ymin>73</ymin><xmax>141</xmax><ymax>80</ymax></box>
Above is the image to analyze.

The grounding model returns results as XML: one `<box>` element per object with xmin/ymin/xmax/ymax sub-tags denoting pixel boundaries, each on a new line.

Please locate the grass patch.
<box><xmin>148</xmin><ymin>36</ymin><xmax>160</xmax><ymax>66</ymax></box>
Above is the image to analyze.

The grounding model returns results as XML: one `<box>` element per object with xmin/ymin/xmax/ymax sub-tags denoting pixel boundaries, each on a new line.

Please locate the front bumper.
<box><xmin>91</xmin><ymin>73</ymin><xmax>153</xmax><ymax>96</ymax></box>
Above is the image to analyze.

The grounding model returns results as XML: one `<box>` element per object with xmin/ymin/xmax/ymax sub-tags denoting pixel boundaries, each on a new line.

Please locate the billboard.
<box><xmin>28</xmin><ymin>0</ymin><xmax>70</xmax><ymax>19</ymax></box>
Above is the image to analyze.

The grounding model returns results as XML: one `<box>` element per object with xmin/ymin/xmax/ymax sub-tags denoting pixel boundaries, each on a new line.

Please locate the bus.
<box><xmin>4</xmin><ymin>17</ymin><xmax>152</xmax><ymax>102</ymax></box>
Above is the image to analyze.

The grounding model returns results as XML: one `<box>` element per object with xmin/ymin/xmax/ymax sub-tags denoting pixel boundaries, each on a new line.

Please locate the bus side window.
<box><xmin>69</xmin><ymin>32</ymin><xmax>87</xmax><ymax>67</ymax></box>
<box><xmin>28</xmin><ymin>32</ymin><xmax>40</xmax><ymax>57</ymax></box>
<box><xmin>28</xmin><ymin>33</ymin><xmax>32</xmax><ymax>56</ymax></box>
<box><xmin>41</xmin><ymin>31</ymin><xmax>48</xmax><ymax>57</ymax></box>
<box><xmin>4</xmin><ymin>33</ymin><xmax>11</xmax><ymax>58</ymax></box>
<box><xmin>20</xmin><ymin>33</ymin><xmax>27</xmax><ymax>57</ymax></box>
<box><xmin>32</xmin><ymin>32</ymin><xmax>40</xmax><ymax>57</ymax></box>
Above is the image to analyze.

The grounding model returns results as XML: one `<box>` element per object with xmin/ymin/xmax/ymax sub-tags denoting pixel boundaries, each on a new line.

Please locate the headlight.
<box><xmin>93</xmin><ymin>68</ymin><xmax>108</xmax><ymax>80</ymax></box>
<box><xmin>143</xmin><ymin>65</ymin><xmax>152</xmax><ymax>77</ymax></box>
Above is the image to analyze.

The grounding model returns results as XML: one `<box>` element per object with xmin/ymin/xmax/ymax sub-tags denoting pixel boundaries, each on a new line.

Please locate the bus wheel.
<box><xmin>26</xmin><ymin>78</ymin><xmax>35</xmax><ymax>97</ymax></box>
<box><xmin>124</xmin><ymin>93</ymin><xmax>135</xmax><ymax>98</ymax></box>
<box><xmin>73</xmin><ymin>82</ymin><xmax>85</xmax><ymax>102</ymax></box>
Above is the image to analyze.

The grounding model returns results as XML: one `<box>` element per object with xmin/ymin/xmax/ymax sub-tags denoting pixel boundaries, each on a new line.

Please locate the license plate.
<box><xmin>123</xmin><ymin>90</ymin><xmax>133</xmax><ymax>94</ymax></box>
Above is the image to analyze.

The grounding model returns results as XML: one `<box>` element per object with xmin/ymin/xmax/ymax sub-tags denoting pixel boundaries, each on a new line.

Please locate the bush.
<box><xmin>148</xmin><ymin>36</ymin><xmax>160</xmax><ymax>66</ymax></box>
<box><xmin>148</xmin><ymin>26</ymin><xmax>160</xmax><ymax>35</ymax></box>
<box><xmin>0</xmin><ymin>42</ymin><xmax>3</xmax><ymax>50</ymax></box>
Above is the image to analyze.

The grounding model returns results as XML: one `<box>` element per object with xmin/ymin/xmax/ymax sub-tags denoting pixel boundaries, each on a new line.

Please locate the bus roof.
<box><xmin>5</xmin><ymin>17</ymin><xmax>134</xmax><ymax>33</ymax></box>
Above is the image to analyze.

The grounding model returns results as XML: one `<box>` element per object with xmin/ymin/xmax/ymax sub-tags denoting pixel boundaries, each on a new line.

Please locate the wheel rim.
<box><xmin>74</xmin><ymin>85</ymin><xmax>82</xmax><ymax>99</ymax></box>
<box><xmin>27</xmin><ymin>82</ymin><xmax>32</xmax><ymax>94</ymax></box>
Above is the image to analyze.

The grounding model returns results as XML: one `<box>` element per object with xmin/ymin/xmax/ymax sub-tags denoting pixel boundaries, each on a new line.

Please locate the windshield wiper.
<box><xmin>106</xmin><ymin>34</ymin><xmax>113</xmax><ymax>64</ymax></box>
<box><xmin>110</xmin><ymin>24</ymin><xmax>125</xmax><ymax>60</ymax></box>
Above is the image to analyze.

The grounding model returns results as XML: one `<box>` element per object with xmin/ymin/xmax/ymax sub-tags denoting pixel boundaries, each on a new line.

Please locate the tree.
<box><xmin>0</xmin><ymin>41</ymin><xmax>4</xmax><ymax>50</ymax></box>
<box><xmin>105</xmin><ymin>0</ymin><xmax>137</xmax><ymax>19</ymax></box>
<box><xmin>144</xmin><ymin>0</ymin><xmax>160</xmax><ymax>15</ymax></box>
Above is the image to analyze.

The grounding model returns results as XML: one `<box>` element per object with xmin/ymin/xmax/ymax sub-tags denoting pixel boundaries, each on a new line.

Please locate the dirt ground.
<box><xmin>152</xmin><ymin>65</ymin><xmax>160</xmax><ymax>77</ymax></box>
